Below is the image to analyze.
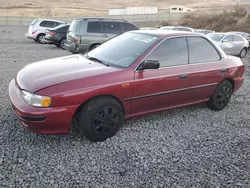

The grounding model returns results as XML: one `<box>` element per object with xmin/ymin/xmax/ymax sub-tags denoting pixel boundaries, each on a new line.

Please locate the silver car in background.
<box><xmin>207</xmin><ymin>32</ymin><xmax>249</xmax><ymax>58</ymax></box>
<box><xmin>25</xmin><ymin>18</ymin><xmax>66</xmax><ymax>44</ymax></box>
<box><xmin>194</xmin><ymin>29</ymin><xmax>215</xmax><ymax>35</ymax></box>
<box><xmin>159</xmin><ymin>26</ymin><xmax>194</xmax><ymax>32</ymax></box>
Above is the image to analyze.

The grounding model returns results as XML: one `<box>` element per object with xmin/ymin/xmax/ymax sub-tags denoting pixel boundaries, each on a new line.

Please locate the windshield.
<box><xmin>207</xmin><ymin>34</ymin><xmax>225</xmax><ymax>41</ymax></box>
<box><xmin>86</xmin><ymin>32</ymin><xmax>159</xmax><ymax>68</ymax></box>
<box><xmin>30</xmin><ymin>19</ymin><xmax>38</xmax><ymax>25</ymax></box>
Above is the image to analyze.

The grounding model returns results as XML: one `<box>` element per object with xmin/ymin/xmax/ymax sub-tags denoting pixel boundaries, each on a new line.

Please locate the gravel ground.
<box><xmin>0</xmin><ymin>25</ymin><xmax>250</xmax><ymax>188</ymax></box>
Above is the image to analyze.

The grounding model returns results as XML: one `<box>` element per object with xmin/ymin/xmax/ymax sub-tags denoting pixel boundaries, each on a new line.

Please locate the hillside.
<box><xmin>0</xmin><ymin>0</ymin><xmax>242</xmax><ymax>17</ymax></box>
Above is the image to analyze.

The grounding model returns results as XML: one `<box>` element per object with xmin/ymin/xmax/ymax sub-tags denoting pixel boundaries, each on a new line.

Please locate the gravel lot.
<box><xmin>1</xmin><ymin>25</ymin><xmax>250</xmax><ymax>188</ymax></box>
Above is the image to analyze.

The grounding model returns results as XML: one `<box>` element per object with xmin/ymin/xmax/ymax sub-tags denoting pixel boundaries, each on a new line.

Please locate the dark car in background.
<box><xmin>45</xmin><ymin>24</ymin><xmax>70</xmax><ymax>49</ymax></box>
<box><xmin>65</xmin><ymin>18</ymin><xmax>140</xmax><ymax>54</ymax></box>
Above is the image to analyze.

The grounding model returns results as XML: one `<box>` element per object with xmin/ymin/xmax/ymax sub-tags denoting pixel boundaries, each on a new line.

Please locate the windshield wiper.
<box><xmin>85</xmin><ymin>54</ymin><xmax>110</xmax><ymax>67</ymax></box>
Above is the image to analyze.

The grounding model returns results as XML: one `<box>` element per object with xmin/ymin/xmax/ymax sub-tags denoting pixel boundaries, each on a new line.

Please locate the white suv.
<box><xmin>25</xmin><ymin>18</ymin><xmax>66</xmax><ymax>44</ymax></box>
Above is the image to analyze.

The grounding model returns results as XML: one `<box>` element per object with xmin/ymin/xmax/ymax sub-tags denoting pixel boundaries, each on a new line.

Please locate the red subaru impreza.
<box><xmin>9</xmin><ymin>30</ymin><xmax>245</xmax><ymax>142</ymax></box>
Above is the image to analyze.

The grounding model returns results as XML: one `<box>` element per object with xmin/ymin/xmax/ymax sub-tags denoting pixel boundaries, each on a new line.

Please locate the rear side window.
<box><xmin>187</xmin><ymin>37</ymin><xmax>220</xmax><ymax>64</ymax></box>
<box><xmin>223</xmin><ymin>35</ymin><xmax>233</xmax><ymax>41</ymax></box>
<box><xmin>146</xmin><ymin>37</ymin><xmax>188</xmax><ymax>67</ymax></box>
<box><xmin>105</xmin><ymin>22</ymin><xmax>122</xmax><ymax>34</ymax></box>
<box><xmin>68</xmin><ymin>20</ymin><xmax>81</xmax><ymax>32</ymax></box>
<box><xmin>40</xmin><ymin>21</ymin><xmax>60</xmax><ymax>28</ymax></box>
<box><xmin>233</xmin><ymin>35</ymin><xmax>243</xmax><ymax>41</ymax></box>
<box><xmin>122</xmin><ymin>23</ymin><xmax>139</xmax><ymax>31</ymax></box>
<box><xmin>31</xmin><ymin>19</ymin><xmax>38</xmax><ymax>25</ymax></box>
<box><xmin>87</xmin><ymin>21</ymin><xmax>102</xmax><ymax>33</ymax></box>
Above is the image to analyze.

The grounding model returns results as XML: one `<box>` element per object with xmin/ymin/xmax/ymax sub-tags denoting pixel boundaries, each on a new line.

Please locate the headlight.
<box><xmin>19</xmin><ymin>90</ymin><xmax>51</xmax><ymax>107</ymax></box>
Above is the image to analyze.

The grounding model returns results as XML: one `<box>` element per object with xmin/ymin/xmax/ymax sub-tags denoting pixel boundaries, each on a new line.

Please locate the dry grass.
<box><xmin>161</xmin><ymin>5</ymin><xmax>250</xmax><ymax>33</ymax></box>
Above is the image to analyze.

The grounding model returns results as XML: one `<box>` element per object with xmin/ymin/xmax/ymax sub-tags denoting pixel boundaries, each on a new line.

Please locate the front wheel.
<box><xmin>207</xmin><ymin>80</ymin><xmax>233</xmax><ymax>111</ymax></box>
<box><xmin>78</xmin><ymin>97</ymin><xmax>124</xmax><ymax>142</ymax></box>
<box><xmin>239</xmin><ymin>47</ymin><xmax>247</xmax><ymax>58</ymax></box>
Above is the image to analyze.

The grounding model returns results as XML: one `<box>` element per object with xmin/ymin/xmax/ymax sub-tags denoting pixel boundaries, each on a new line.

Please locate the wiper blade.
<box><xmin>85</xmin><ymin>54</ymin><xmax>110</xmax><ymax>67</ymax></box>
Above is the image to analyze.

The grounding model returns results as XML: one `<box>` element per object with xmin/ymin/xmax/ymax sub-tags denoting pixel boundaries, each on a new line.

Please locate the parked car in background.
<box><xmin>45</xmin><ymin>24</ymin><xmax>70</xmax><ymax>49</ymax></box>
<box><xmin>227</xmin><ymin>31</ymin><xmax>250</xmax><ymax>45</ymax></box>
<box><xmin>194</xmin><ymin>29</ymin><xmax>215</xmax><ymax>35</ymax></box>
<box><xmin>9</xmin><ymin>30</ymin><xmax>245</xmax><ymax>142</ymax></box>
<box><xmin>65</xmin><ymin>18</ymin><xmax>140</xmax><ymax>54</ymax></box>
<box><xmin>159</xmin><ymin>26</ymin><xmax>194</xmax><ymax>32</ymax></box>
<box><xmin>140</xmin><ymin>27</ymin><xmax>157</xmax><ymax>30</ymax></box>
<box><xmin>158</xmin><ymin>26</ymin><xmax>176</xmax><ymax>30</ymax></box>
<box><xmin>25</xmin><ymin>18</ymin><xmax>66</xmax><ymax>44</ymax></box>
<box><xmin>207</xmin><ymin>32</ymin><xmax>249</xmax><ymax>58</ymax></box>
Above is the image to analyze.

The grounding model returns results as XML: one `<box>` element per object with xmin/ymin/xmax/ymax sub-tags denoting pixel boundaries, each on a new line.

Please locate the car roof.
<box><xmin>36</xmin><ymin>18</ymin><xmax>65</xmax><ymax>23</ymax></box>
<box><xmin>129</xmin><ymin>30</ymin><xmax>203</xmax><ymax>38</ymax></box>
<box><xmin>74</xmin><ymin>17</ymin><xmax>128</xmax><ymax>22</ymax></box>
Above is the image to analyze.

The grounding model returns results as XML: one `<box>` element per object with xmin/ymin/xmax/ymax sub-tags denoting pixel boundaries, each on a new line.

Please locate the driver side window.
<box><xmin>146</xmin><ymin>37</ymin><xmax>188</xmax><ymax>67</ymax></box>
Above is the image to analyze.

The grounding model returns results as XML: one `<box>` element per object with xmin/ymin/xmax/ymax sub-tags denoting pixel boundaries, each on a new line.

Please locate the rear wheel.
<box><xmin>60</xmin><ymin>38</ymin><xmax>66</xmax><ymax>50</ymax></box>
<box><xmin>239</xmin><ymin>47</ymin><xmax>247</xmax><ymax>58</ymax></box>
<box><xmin>78</xmin><ymin>97</ymin><xmax>124</xmax><ymax>142</ymax></box>
<box><xmin>207</xmin><ymin>80</ymin><xmax>233</xmax><ymax>111</ymax></box>
<box><xmin>37</xmin><ymin>34</ymin><xmax>46</xmax><ymax>44</ymax></box>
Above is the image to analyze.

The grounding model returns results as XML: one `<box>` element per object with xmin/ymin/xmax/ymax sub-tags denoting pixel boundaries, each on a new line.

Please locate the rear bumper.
<box><xmin>8</xmin><ymin>79</ymin><xmax>78</xmax><ymax>134</ymax></box>
<box><xmin>25</xmin><ymin>33</ymin><xmax>36</xmax><ymax>40</ymax></box>
<box><xmin>44</xmin><ymin>36</ymin><xmax>60</xmax><ymax>44</ymax></box>
<box><xmin>64</xmin><ymin>42</ymin><xmax>78</xmax><ymax>53</ymax></box>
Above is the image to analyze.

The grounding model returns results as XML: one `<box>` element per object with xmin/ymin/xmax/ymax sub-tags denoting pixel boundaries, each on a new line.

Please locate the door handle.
<box><xmin>103</xmin><ymin>33</ymin><xmax>108</xmax><ymax>37</ymax></box>
<box><xmin>179</xmin><ymin>74</ymin><xmax>188</xmax><ymax>79</ymax></box>
<box><xmin>220</xmin><ymin>68</ymin><xmax>226</xmax><ymax>73</ymax></box>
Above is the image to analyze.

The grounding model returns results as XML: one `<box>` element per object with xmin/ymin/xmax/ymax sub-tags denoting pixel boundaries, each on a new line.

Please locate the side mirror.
<box><xmin>138</xmin><ymin>59</ymin><xmax>160</xmax><ymax>70</ymax></box>
<box><xmin>222</xmin><ymin>39</ymin><xmax>229</xmax><ymax>42</ymax></box>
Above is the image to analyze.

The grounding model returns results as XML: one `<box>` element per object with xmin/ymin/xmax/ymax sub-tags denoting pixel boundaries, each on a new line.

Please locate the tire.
<box><xmin>59</xmin><ymin>38</ymin><xmax>66</xmax><ymax>50</ymax></box>
<box><xmin>207</xmin><ymin>80</ymin><xmax>233</xmax><ymax>111</ymax></box>
<box><xmin>89</xmin><ymin>44</ymin><xmax>100</xmax><ymax>51</ymax></box>
<box><xmin>78</xmin><ymin>97</ymin><xmax>124</xmax><ymax>142</ymax></box>
<box><xmin>55</xmin><ymin>43</ymin><xmax>60</xmax><ymax>48</ymax></box>
<box><xmin>37</xmin><ymin>34</ymin><xmax>46</xmax><ymax>44</ymax></box>
<box><xmin>239</xmin><ymin>47</ymin><xmax>247</xmax><ymax>58</ymax></box>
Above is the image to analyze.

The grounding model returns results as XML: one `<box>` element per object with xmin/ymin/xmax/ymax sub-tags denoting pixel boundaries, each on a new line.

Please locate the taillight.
<box><xmin>74</xmin><ymin>39</ymin><xmax>78</xmax><ymax>44</ymax></box>
<box><xmin>49</xmin><ymin>31</ymin><xmax>56</xmax><ymax>36</ymax></box>
<box><xmin>32</xmin><ymin>31</ymin><xmax>37</xmax><ymax>34</ymax></box>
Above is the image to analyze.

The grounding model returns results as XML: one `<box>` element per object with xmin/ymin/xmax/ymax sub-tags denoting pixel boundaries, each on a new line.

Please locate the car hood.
<box><xmin>16</xmin><ymin>55</ymin><xmax>118</xmax><ymax>93</ymax></box>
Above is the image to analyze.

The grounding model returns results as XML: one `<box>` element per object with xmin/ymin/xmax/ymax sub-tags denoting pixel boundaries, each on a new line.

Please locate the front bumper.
<box><xmin>8</xmin><ymin>79</ymin><xmax>78</xmax><ymax>134</ymax></box>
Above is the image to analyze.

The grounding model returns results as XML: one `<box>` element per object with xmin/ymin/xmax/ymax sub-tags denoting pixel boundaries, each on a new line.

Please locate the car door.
<box><xmin>233</xmin><ymin>34</ymin><xmax>245</xmax><ymax>55</ymax></box>
<box><xmin>219</xmin><ymin>35</ymin><xmax>234</xmax><ymax>55</ymax></box>
<box><xmin>85</xmin><ymin>21</ymin><xmax>106</xmax><ymax>48</ymax></box>
<box><xmin>186</xmin><ymin>36</ymin><xmax>225</xmax><ymax>102</ymax></box>
<box><xmin>131</xmin><ymin>37</ymin><xmax>192</xmax><ymax>115</ymax></box>
<box><xmin>102</xmin><ymin>21</ymin><xmax>122</xmax><ymax>41</ymax></box>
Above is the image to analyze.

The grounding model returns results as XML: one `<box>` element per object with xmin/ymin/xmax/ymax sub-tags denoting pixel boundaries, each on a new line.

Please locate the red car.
<box><xmin>9</xmin><ymin>30</ymin><xmax>245</xmax><ymax>142</ymax></box>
